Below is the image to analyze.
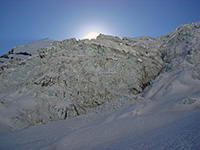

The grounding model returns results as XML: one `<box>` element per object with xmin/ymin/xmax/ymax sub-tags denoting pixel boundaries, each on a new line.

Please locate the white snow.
<box><xmin>0</xmin><ymin>38</ymin><xmax>55</xmax><ymax>66</ymax></box>
<box><xmin>0</xmin><ymin>21</ymin><xmax>200</xmax><ymax>150</ymax></box>
<box><xmin>0</xmin><ymin>62</ymin><xmax>200</xmax><ymax>149</ymax></box>
<box><xmin>0</xmin><ymin>89</ymin><xmax>199</xmax><ymax>150</ymax></box>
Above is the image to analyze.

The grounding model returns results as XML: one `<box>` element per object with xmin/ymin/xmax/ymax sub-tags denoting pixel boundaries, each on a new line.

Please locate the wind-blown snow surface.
<box><xmin>0</xmin><ymin>22</ymin><xmax>200</xmax><ymax>150</ymax></box>
<box><xmin>0</xmin><ymin>93</ymin><xmax>199</xmax><ymax>150</ymax></box>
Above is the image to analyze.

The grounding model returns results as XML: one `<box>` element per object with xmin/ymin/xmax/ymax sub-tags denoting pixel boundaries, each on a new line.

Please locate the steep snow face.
<box><xmin>142</xmin><ymin>22</ymin><xmax>200</xmax><ymax>100</ymax></box>
<box><xmin>0</xmin><ymin>38</ymin><xmax>55</xmax><ymax>66</ymax></box>
<box><xmin>160</xmin><ymin>22</ymin><xmax>200</xmax><ymax>72</ymax></box>
<box><xmin>0</xmin><ymin>34</ymin><xmax>163</xmax><ymax>131</ymax></box>
<box><xmin>143</xmin><ymin>63</ymin><xmax>200</xmax><ymax>102</ymax></box>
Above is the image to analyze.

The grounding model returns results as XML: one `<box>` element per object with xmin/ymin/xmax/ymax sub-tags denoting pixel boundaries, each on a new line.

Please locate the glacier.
<box><xmin>0</xmin><ymin>21</ymin><xmax>200</xmax><ymax>150</ymax></box>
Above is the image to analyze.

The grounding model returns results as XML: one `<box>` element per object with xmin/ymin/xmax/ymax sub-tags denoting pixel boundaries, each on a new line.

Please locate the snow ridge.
<box><xmin>0</xmin><ymin>38</ymin><xmax>55</xmax><ymax>66</ymax></box>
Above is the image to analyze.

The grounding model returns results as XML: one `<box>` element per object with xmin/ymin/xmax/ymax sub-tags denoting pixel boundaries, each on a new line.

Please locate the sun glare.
<box><xmin>78</xmin><ymin>23</ymin><xmax>115</xmax><ymax>40</ymax></box>
<box><xmin>84</xmin><ymin>32</ymin><xmax>100</xmax><ymax>39</ymax></box>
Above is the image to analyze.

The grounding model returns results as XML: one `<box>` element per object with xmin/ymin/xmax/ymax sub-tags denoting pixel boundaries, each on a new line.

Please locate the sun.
<box><xmin>84</xmin><ymin>32</ymin><xmax>101</xmax><ymax>39</ymax></box>
<box><xmin>78</xmin><ymin>23</ymin><xmax>115</xmax><ymax>40</ymax></box>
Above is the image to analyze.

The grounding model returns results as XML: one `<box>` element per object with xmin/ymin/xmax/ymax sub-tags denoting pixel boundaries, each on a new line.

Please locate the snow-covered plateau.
<box><xmin>0</xmin><ymin>21</ymin><xmax>200</xmax><ymax>150</ymax></box>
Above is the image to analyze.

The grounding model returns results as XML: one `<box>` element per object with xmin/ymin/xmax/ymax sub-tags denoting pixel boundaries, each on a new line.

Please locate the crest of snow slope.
<box><xmin>0</xmin><ymin>34</ymin><xmax>163</xmax><ymax>131</ymax></box>
<box><xmin>0</xmin><ymin>38</ymin><xmax>55</xmax><ymax>66</ymax></box>
<box><xmin>0</xmin><ymin>22</ymin><xmax>200</xmax><ymax>150</ymax></box>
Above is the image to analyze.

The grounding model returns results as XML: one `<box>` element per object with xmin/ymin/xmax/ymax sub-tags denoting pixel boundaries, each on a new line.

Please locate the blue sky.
<box><xmin>0</xmin><ymin>0</ymin><xmax>199</xmax><ymax>55</ymax></box>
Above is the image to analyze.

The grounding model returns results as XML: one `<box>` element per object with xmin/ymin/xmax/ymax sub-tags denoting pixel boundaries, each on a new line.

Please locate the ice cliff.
<box><xmin>0</xmin><ymin>21</ymin><xmax>199</xmax><ymax>132</ymax></box>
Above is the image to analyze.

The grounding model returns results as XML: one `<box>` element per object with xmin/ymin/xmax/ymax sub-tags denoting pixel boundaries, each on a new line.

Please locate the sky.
<box><xmin>0</xmin><ymin>0</ymin><xmax>199</xmax><ymax>55</ymax></box>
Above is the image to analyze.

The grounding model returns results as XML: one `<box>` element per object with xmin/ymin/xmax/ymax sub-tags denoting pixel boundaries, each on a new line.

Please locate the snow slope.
<box><xmin>0</xmin><ymin>21</ymin><xmax>200</xmax><ymax>150</ymax></box>
<box><xmin>0</xmin><ymin>89</ymin><xmax>199</xmax><ymax>150</ymax></box>
<box><xmin>0</xmin><ymin>38</ymin><xmax>55</xmax><ymax>66</ymax></box>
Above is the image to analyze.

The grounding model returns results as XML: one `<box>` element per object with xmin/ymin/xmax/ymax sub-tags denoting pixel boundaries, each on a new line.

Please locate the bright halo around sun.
<box><xmin>84</xmin><ymin>32</ymin><xmax>101</xmax><ymax>39</ymax></box>
<box><xmin>77</xmin><ymin>23</ymin><xmax>115</xmax><ymax>40</ymax></box>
